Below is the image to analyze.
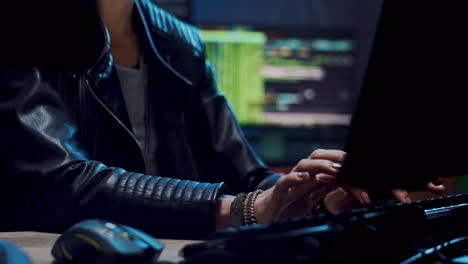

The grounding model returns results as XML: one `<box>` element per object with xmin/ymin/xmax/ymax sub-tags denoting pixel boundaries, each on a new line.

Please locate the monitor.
<box><xmin>192</xmin><ymin>1</ymin><xmax>361</xmax><ymax>128</ymax></box>
<box><xmin>190</xmin><ymin>1</ymin><xmax>366</xmax><ymax>167</ymax></box>
<box><xmin>337</xmin><ymin>1</ymin><xmax>468</xmax><ymax>194</ymax></box>
<box><xmin>259</xmin><ymin>26</ymin><xmax>356</xmax><ymax>126</ymax></box>
<box><xmin>197</xmin><ymin>26</ymin><xmax>357</xmax><ymax>127</ymax></box>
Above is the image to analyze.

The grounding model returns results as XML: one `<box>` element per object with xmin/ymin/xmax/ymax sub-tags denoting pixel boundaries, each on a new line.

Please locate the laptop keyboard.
<box><xmin>181</xmin><ymin>193</ymin><xmax>468</xmax><ymax>263</ymax></box>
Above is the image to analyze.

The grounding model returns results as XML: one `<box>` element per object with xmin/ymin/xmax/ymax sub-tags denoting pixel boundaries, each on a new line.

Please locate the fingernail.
<box><xmin>332</xmin><ymin>163</ymin><xmax>342</xmax><ymax>169</ymax></box>
<box><xmin>360</xmin><ymin>192</ymin><xmax>371</xmax><ymax>204</ymax></box>
<box><xmin>297</xmin><ymin>172</ymin><xmax>309</xmax><ymax>178</ymax></box>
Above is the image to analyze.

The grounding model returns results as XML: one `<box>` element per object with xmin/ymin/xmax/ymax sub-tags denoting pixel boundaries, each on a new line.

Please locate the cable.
<box><xmin>401</xmin><ymin>237</ymin><xmax>468</xmax><ymax>264</ymax></box>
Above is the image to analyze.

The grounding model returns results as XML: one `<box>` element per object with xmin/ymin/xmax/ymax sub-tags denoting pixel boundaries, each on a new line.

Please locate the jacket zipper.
<box><xmin>84</xmin><ymin>77</ymin><xmax>146</xmax><ymax>171</ymax></box>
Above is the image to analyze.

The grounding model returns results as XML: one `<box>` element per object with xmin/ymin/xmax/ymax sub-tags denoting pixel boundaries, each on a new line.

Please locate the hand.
<box><xmin>391</xmin><ymin>177</ymin><xmax>446</xmax><ymax>203</ymax></box>
<box><xmin>253</xmin><ymin>149</ymin><xmax>369</xmax><ymax>224</ymax></box>
<box><xmin>308</xmin><ymin>150</ymin><xmax>446</xmax><ymax>206</ymax></box>
<box><xmin>324</xmin><ymin>187</ymin><xmax>362</xmax><ymax>214</ymax></box>
<box><xmin>254</xmin><ymin>170</ymin><xmax>333</xmax><ymax>224</ymax></box>
<box><xmin>304</xmin><ymin>149</ymin><xmax>371</xmax><ymax>214</ymax></box>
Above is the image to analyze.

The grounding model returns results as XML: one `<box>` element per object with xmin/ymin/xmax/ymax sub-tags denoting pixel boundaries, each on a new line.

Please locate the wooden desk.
<box><xmin>0</xmin><ymin>232</ymin><xmax>198</xmax><ymax>264</ymax></box>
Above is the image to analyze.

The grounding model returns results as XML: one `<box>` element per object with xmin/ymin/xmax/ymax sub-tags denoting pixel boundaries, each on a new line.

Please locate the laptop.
<box><xmin>180</xmin><ymin>3</ymin><xmax>468</xmax><ymax>262</ymax></box>
<box><xmin>337</xmin><ymin>0</ymin><xmax>468</xmax><ymax>195</ymax></box>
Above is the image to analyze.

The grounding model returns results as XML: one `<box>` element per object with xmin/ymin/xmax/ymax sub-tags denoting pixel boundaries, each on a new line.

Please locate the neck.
<box><xmin>97</xmin><ymin>0</ymin><xmax>141</xmax><ymax>68</ymax></box>
<box><xmin>97</xmin><ymin>0</ymin><xmax>135</xmax><ymax>42</ymax></box>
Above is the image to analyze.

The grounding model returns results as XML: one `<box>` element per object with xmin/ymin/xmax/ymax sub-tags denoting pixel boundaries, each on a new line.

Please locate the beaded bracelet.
<box><xmin>243</xmin><ymin>189</ymin><xmax>264</xmax><ymax>225</ymax></box>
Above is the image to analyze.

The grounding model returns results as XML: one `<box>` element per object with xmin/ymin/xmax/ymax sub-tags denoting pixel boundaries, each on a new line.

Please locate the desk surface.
<box><xmin>0</xmin><ymin>232</ymin><xmax>198</xmax><ymax>264</ymax></box>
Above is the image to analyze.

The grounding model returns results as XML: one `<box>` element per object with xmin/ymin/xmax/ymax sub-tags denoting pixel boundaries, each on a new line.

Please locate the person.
<box><xmin>0</xmin><ymin>0</ymin><xmax>443</xmax><ymax>239</ymax></box>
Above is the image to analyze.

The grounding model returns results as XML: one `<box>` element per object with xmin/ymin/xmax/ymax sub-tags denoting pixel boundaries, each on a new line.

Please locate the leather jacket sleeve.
<box><xmin>196</xmin><ymin>61</ymin><xmax>283</xmax><ymax>194</ymax></box>
<box><xmin>0</xmin><ymin>68</ymin><xmax>225</xmax><ymax>239</ymax></box>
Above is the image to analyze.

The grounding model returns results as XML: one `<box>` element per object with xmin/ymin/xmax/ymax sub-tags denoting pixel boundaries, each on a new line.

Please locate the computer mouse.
<box><xmin>0</xmin><ymin>240</ymin><xmax>33</xmax><ymax>264</ymax></box>
<box><xmin>51</xmin><ymin>219</ymin><xmax>164</xmax><ymax>264</ymax></box>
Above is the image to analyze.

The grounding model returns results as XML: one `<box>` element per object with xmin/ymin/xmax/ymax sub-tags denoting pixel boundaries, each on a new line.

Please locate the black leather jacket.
<box><xmin>0</xmin><ymin>0</ymin><xmax>280</xmax><ymax>239</ymax></box>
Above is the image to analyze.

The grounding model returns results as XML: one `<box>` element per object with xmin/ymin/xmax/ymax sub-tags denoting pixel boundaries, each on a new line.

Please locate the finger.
<box><xmin>392</xmin><ymin>189</ymin><xmax>412</xmax><ymax>203</ymax></box>
<box><xmin>309</xmin><ymin>173</ymin><xmax>340</xmax><ymax>200</ymax></box>
<box><xmin>274</xmin><ymin>172</ymin><xmax>318</xmax><ymax>207</ymax></box>
<box><xmin>308</xmin><ymin>149</ymin><xmax>347</xmax><ymax>164</ymax></box>
<box><xmin>339</xmin><ymin>183</ymin><xmax>364</xmax><ymax>202</ymax></box>
<box><xmin>433</xmin><ymin>177</ymin><xmax>445</xmax><ymax>185</ymax></box>
<box><xmin>316</xmin><ymin>173</ymin><xmax>339</xmax><ymax>185</ymax></box>
<box><xmin>292</xmin><ymin>159</ymin><xmax>341</xmax><ymax>176</ymax></box>
<box><xmin>427</xmin><ymin>182</ymin><xmax>446</xmax><ymax>194</ymax></box>
<box><xmin>340</xmin><ymin>183</ymin><xmax>371</xmax><ymax>205</ymax></box>
<box><xmin>322</xmin><ymin>188</ymin><xmax>363</xmax><ymax>214</ymax></box>
<box><xmin>275</xmin><ymin>172</ymin><xmax>310</xmax><ymax>193</ymax></box>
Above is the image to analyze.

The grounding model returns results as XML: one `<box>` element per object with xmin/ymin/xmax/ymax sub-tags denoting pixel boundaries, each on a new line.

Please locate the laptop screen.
<box><xmin>337</xmin><ymin>0</ymin><xmax>468</xmax><ymax>194</ymax></box>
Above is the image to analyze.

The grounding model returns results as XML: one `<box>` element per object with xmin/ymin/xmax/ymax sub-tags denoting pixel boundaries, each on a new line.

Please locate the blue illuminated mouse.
<box><xmin>0</xmin><ymin>240</ymin><xmax>33</xmax><ymax>264</ymax></box>
<box><xmin>51</xmin><ymin>219</ymin><xmax>164</xmax><ymax>264</ymax></box>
